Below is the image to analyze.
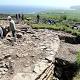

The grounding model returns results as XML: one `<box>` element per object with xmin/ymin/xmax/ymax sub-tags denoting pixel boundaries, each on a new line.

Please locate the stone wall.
<box><xmin>12</xmin><ymin>30</ymin><xmax>60</xmax><ymax>80</ymax></box>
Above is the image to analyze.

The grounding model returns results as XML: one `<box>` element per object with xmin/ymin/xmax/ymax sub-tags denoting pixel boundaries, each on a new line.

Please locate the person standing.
<box><xmin>7</xmin><ymin>16</ymin><xmax>16</xmax><ymax>42</ymax></box>
<box><xmin>0</xmin><ymin>26</ymin><xmax>3</xmax><ymax>39</ymax></box>
<box><xmin>37</xmin><ymin>14</ymin><xmax>40</xmax><ymax>23</ymax></box>
<box><xmin>15</xmin><ymin>14</ymin><xmax>19</xmax><ymax>24</ymax></box>
<box><xmin>21</xmin><ymin>13</ymin><xmax>24</xmax><ymax>20</ymax></box>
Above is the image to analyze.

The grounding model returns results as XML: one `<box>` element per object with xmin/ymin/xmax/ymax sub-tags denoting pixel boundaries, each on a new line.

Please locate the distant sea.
<box><xmin>0</xmin><ymin>6</ymin><xmax>50</xmax><ymax>14</ymax></box>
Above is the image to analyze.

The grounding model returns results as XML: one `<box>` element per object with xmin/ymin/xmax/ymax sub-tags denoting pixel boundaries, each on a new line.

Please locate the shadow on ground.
<box><xmin>53</xmin><ymin>58</ymin><xmax>79</xmax><ymax>80</ymax></box>
<box><xmin>59</xmin><ymin>35</ymin><xmax>80</xmax><ymax>44</ymax></box>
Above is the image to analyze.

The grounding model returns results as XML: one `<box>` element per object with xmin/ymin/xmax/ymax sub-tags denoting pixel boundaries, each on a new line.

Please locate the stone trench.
<box><xmin>0</xmin><ymin>25</ymin><xmax>60</xmax><ymax>80</ymax></box>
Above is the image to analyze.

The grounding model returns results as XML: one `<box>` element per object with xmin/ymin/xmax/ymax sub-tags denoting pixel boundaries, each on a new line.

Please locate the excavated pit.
<box><xmin>59</xmin><ymin>34</ymin><xmax>80</xmax><ymax>44</ymax></box>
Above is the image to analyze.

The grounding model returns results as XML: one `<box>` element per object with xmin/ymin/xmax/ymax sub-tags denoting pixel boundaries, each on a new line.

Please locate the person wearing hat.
<box><xmin>7</xmin><ymin>16</ymin><xmax>16</xmax><ymax>42</ymax></box>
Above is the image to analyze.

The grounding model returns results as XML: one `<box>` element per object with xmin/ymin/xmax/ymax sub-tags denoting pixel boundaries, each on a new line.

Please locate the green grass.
<box><xmin>24</xmin><ymin>9</ymin><xmax>80</xmax><ymax>37</ymax></box>
<box><xmin>40</xmin><ymin>10</ymin><xmax>80</xmax><ymax>21</ymax></box>
<box><xmin>24</xmin><ymin>10</ymin><xmax>80</xmax><ymax>37</ymax></box>
<box><xmin>24</xmin><ymin>10</ymin><xmax>80</xmax><ymax>22</ymax></box>
<box><xmin>32</xmin><ymin>23</ymin><xmax>80</xmax><ymax>36</ymax></box>
<box><xmin>73</xmin><ymin>51</ymin><xmax>80</xmax><ymax>80</ymax></box>
<box><xmin>76</xmin><ymin>51</ymin><xmax>80</xmax><ymax>66</ymax></box>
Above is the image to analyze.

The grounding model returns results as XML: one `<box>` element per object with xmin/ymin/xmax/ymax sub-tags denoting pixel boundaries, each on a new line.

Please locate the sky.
<box><xmin>0</xmin><ymin>0</ymin><xmax>80</xmax><ymax>8</ymax></box>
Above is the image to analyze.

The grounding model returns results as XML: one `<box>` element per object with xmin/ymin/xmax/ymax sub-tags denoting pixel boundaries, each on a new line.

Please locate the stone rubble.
<box><xmin>0</xmin><ymin>24</ymin><xmax>60</xmax><ymax>80</ymax></box>
<box><xmin>12</xmin><ymin>29</ymin><xmax>60</xmax><ymax>80</ymax></box>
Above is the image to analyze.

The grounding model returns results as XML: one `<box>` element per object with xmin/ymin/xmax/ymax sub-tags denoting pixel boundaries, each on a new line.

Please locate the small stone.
<box><xmin>25</xmin><ymin>65</ymin><xmax>29</xmax><ymax>67</ymax></box>
<box><xmin>4</xmin><ymin>68</ymin><xmax>8</xmax><ymax>72</ymax></box>
<box><xmin>16</xmin><ymin>33</ymin><xmax>23</xmax><ymax>38</ymax></box>
<box><xmin>40</xmin><ymin>46</ymin><xmax>47</xmax><ymax>49</ymax></box>
<box><xmin>0</xmin><ymin>41</ymin><xmax>2</xmax><ymax>45</ymax></box>
<box><xmin>7</xmin><ymin>38</ymin><xmax>12</xmax><ymax>42</ymax></box>
<box><xmin>0</xmin><ymin>72</ymin><xmax>2</xmax><ymax>75</ymax></box>
<box><xmin>2</xmin><ymin>53</ymin><xmax>6</xmax><ymax>55</ymax></box>
<box><xmin>46</xmin><ymin>48</ymin><xmax>52</xmax><ymax>51</ymax></box>
<box><xmin>6</xmin><ymin>32</ymin><xmax>12</xmax><ymax>37</ymax></box>
<box><xmin>0</xmin><ymin>58</ymin><xmax>3</xmax><ymax>61</ymax></box>
<box><xmin>45</xmin><ymin>55</ymin><xmax>54</xmax><ymax>62</ymax></box>
<box><xmin>0</xmin><ymin>68</ymin><xmax>7</xmax><ymax>75</ymax></box>
<box><xmin>4</xmin><ymin>54</ymin><xmax>11</xmax><ymax>59</ymax></box>
<box><xmin>8</xmin><ymin>57</ymin><xmax>12</xmax><ymax>60</ymax></box>
<box><xmin>30</xmin><ymin>55</ymin><xmax>35</xmax><ymax>58</ymax></box>
<box><xmin>1</xmin><ymin>61</ymin><xmax>6</xmax><ymax>67</ymax></box>
<box><xmin>27</xmin><ymin>31</ymin><xmax>34</xmax><ymax>34</ymax></box>
<box><xmin>33</xmin><ymin>65</ymin><xmax>40</xmax><ymax>73</ymax></box>
<box><xmin>5</xmin><ymin>62</ymin><xmax>9</xmax><ymax>68</ymax></box>
<box><xmin>1</xmin><ymin>71</ymin><xmax>6</xmax><ymax>75</ymax></box>
<box><xmin>0</xmin><ymin>64</ymin><xmax>3</xmax><ymax>67</ymax></box>
<box><xmin>8</xmin><ymin>35</ymin><xmax>11</xmax><ymax>37</ymax></box>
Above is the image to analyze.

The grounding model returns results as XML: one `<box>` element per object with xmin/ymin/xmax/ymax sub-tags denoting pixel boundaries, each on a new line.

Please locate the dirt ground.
<box><xmin>56</xmin><ymin>32</ymin><xmax>80</xmax><ymax>62</ymax></box>
<box><xmin>0</xmin><ymin>21</ymin><xmax>79</xmax><ymax>80</ymax></box>
<box><xmin>0</xmin><ymin>23</ymin><xmax>59</xmax><ymax>80</ymax></box>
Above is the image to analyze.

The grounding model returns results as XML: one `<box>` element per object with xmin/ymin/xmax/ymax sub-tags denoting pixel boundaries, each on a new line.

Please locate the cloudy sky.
<box><xmin>0</xmin><ymin>0</ymin><xmax>80</xmax><ymax>8</ymax></box>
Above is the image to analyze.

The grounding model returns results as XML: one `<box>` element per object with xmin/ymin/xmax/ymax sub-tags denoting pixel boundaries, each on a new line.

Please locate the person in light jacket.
<box><xmin>7</xmin><ymin>16</ymin><xmax>16</xmax><ymax>42</ymax></box>
<box><xmin>0</xmin><ymin>26</ymin><xmax>3</xmax><ymax>39</ymax></box>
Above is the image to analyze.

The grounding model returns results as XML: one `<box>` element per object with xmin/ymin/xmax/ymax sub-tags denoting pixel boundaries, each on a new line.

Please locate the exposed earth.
<box><xmin>0</xmin><ymin>22</ymin><xmax>79</xmax><ymax>80</ymax></box>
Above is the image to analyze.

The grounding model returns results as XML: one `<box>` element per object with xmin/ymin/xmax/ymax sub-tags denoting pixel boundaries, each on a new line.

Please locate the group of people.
<box><xmin>0</xmin><ymin>16</ymin><xmax>16</xmax><ymax>42</ymax></box>
<box><xmin>16</xmin><ymin>14</ymin><xmax>24</xmax><ymax>24</ymax></box>
<box><xmin>16</xmin><ymin>14</ymin><xmax>24</xmax><ymax>20</ymax></box>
